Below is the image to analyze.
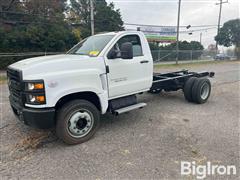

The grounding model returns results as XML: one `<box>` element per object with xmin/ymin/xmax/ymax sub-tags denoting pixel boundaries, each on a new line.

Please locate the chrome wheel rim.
<box><xmin>67</xmin><ymin>109</ymin><xmax>94</xmax><ymax>138</ymax></box>
<box><xmin>200</xmin><ymin>83</ymin><xmax>210</xmax><ymax>100</ymax></box>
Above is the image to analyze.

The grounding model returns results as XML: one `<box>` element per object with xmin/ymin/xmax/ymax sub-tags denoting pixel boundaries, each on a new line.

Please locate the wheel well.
<box><xmin>55</xmin><ymin>92</ymin><xmax>101</xmax><ymax>111</ymax></box>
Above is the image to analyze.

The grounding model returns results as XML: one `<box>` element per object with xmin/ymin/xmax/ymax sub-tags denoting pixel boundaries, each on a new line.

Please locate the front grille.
<box><xmin>7</xmin><ymin>68</ymin><xmax>23</xmax><ymax>105</ymax></box>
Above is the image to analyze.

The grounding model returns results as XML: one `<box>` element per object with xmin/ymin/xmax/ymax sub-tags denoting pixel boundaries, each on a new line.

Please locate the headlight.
<box><xmin>26</xmin><ymin>82</ymin><xmax>44</xmax><ymax>91</ymax></box>
<box><xmin>27</xmin><ymin>94</ymin><xmax>46</xmax><ymax>104</ymax></box>
<box><xmin>24</xmin><ymin>80</ymin><xmax>46</xmax><ymax>105</ymax></box>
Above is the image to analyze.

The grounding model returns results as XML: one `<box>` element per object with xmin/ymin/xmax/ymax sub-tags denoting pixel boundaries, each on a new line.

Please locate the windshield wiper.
<box><xmin>68</xmin><ymin>52</ymin><xmax>89</xmax><ymax>56</ymax></box>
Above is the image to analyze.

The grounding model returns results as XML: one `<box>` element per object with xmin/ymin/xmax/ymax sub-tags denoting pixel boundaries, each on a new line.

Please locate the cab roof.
<box><xmin>94</xmin><ymin>31</ymin><xmax>141</xmax><ymax>36</ymax></box>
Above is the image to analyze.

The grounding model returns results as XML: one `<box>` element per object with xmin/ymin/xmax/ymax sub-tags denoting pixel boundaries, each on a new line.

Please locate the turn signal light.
<box><xmin>36</xmin><ymin>95</ymin><xmax>45</xmax><ymax>102</ymax></box>
<box><xmin>34</xmin><ymin>83</ymin><xmax>44</xmax><ymax>89</ymax></box>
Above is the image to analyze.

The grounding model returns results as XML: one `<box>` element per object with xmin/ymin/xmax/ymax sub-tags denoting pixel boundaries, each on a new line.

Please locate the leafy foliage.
<box><xmin>150</xmin><ymin>41</ymin><xmax>204</xmax><ymax>61</ymax></box>
<box><xmin>215</xmin><ymin>19</ymin><xmax>240</xmax><ymax>58</ymax></box>
<box><xmin>95</xmin><ymin>1</ymin><xmax>124</xmax><ymax>33</ymax></box>
<box><xmin>166</xmin><ymin>41</ymin><xmax>203</xmax><ymax>51</ymax></box>
<box><xmin>215</xmin><ymin>19</ymin><xmax>240</xmax><ymax>47</ymax></box>
<box><xmin>0</xmin><ymin>0</ymin><xmax>77</xmax><ymax>53</ymax></box>
<box><xmin>0</xmin><ymin>0</ymin><xmax>124</xmax><ymax>69</ymax></box>
<box><xmin>69</xmin><ymin>0</ymin><xmax>124</xmax><ymax>38</ymax></box>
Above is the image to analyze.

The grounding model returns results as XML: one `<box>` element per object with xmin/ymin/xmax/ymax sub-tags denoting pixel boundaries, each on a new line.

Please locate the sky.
<box><xmin>106</xmin><ymin>0</ymin><xmax>240</xmax><ymax>49</ymax></box>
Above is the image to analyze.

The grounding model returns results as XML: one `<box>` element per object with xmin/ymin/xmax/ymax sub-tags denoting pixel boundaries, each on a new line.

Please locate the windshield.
<box><xmin>67</xmin><ymin>35</ymin><xmax>114</xmax><ymax>56</ymax></box>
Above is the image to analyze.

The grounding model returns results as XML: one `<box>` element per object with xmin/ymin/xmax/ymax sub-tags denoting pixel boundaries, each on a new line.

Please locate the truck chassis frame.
<box><xmin>150</xmin><ymin>70</ymin><xmax>215</xmax><ymax>92</ymax></box>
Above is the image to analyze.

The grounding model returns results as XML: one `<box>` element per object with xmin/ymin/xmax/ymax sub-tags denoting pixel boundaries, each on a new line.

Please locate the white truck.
<box><xmin>7</xmin><ymin>31</ymin><xmax>214</xmax><ymax>144</ymax></box>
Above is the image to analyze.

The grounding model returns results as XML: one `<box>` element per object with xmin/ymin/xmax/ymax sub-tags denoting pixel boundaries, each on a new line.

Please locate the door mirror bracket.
<box><xmin>107</xmin><ymin>49</ymin><xmax>121</xmax><ymax>59</ymax></box>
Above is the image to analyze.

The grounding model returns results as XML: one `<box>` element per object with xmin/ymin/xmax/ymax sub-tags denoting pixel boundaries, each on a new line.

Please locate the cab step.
<box><xmin>113</xmin><ymin>103</ymin><xmax>146</xmax><ymax>115</ymax></box>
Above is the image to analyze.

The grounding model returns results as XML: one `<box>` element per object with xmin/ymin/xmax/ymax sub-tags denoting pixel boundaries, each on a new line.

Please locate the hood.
<box><xmin>10</xmin><ymin>54</ymin><xmax>89</xmax><ymax>69</ymax></box>
<box><xmin>9</xmin><ymin>54</ymin><xmax>106</xmax><ymax>80</ymax></box>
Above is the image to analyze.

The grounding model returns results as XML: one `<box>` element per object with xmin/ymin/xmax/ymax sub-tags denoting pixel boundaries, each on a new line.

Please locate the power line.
<box><xmin>0</xmin><ymin>11</ymin><xmax>67</xmax><ymax>25</ymax></box>
<box><xmin>0</xmin><ymin>19</ymin><xmax>66</xmax><ymax>25</ymax></box>
<box><xmin>0</xmin><ymin>10</ymin><xmax>64</xmax><ymax>19</ymax></box>
<box><xmin>182</xmin><ymin>27</ymin><xmax>217</xmax><ymax>33</ymax></box>
<box><xmin>124</xmin><ymin>23</ymin><xmax>219</xmax><ymax>28</ymax></box>
<box><xmin>126</xmin><ymin>27</ymin><xmax>217</xmax><ymax>34</ymax></box>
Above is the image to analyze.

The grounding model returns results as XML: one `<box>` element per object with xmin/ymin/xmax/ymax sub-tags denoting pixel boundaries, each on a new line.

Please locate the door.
<box><xmin>106</xmin><ymin>34</ymin><xmax>152</xmax><ymax>99</ymax></box>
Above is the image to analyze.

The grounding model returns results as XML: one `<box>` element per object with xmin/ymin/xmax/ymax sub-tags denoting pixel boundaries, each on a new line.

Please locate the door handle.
<box><xmin>140</xmin><ymin>60</ymin><xmax>149</xmax><ymax>64</ymax></box>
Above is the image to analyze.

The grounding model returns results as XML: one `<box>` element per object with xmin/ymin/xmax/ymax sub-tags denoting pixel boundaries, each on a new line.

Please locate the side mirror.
<box><xmin>120</xmin><ymin>42</ymin><xmax>133</xmax><ymax>59</ymax></box>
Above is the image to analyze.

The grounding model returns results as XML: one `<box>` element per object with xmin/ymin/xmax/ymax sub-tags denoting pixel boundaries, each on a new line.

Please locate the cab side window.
<box><xmin>118</xmin><ymin>35</ymin><xmax>143</xmax><ymax>57</ymax></box>
<box><xmin>108</xmin><ymin>35</ymin><xmax>143</xmax><ymax>59</ymax></box>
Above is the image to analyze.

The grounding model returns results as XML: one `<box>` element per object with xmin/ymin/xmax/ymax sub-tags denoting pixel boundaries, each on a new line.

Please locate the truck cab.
<box><xmin>7</xmin><ymin>31</ymin><xmax>153</xmax><ymax>144</ymax></box>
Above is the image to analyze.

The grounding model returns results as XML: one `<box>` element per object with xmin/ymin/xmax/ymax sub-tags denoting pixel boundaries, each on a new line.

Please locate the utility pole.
<box><xmin>176</xmin><ymin>0</ymin><xmax>181</xmax><ymax>65</ymax></box>
<box><xmin>90</xmin><ymin>0</ymin><xmax>94</xmax><ymax>35</ymax></box>
<box><xmin>215</xmin><ymin>0</ymin><xmax>228</xmax><ymax>53</ymax></box>
<box><xmin>200</xmin><ymin>32</ymin><xmax>202</xmax><ymax>44</ymax></box>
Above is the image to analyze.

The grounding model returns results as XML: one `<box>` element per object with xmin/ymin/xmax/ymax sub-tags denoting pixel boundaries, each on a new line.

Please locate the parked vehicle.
<box><xmin>7</xmin><ymin>31</ymin><xmax>214</xmax><ymax>144</ymax></box>
<box><xmin>214</xmin><ymin>54</ymin><xmax>231</xmax><ymax>60</ymax></box>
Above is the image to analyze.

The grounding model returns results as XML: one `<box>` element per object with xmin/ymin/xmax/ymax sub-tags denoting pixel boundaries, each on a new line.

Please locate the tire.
<box><xmin>192</xmin><ymin>78</ymin><xmax>211</xmax><ymax>104</ymax></box>
<box><xmin>183</xmin><ymin>77</ymin><xmax>198</xmax><ymax>102</ymax></box>
<box><xmin>56</xmin><ymin>99</ymin><xmax>100</xmax><ymax>145</ymax></box>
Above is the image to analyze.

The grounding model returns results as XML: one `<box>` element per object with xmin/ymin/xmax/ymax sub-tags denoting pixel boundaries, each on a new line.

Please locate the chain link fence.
<box><xmin>0</xmin><ymin>49</ymin><xmax>232</xmax><ymax>69</ymax></box>
<box><xmin>151</xmin><ymin>50</ymin><xmax>216</xmax><ymax>62</ymax></box>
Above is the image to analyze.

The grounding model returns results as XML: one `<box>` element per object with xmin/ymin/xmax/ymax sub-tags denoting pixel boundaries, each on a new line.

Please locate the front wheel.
<box><xmin>56</xmin><ymin>99</ymin><xmax>100</xmax><ymax>145</ymax></box>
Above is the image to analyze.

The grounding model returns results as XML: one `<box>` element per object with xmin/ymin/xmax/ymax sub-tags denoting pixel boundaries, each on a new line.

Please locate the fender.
<box><xmin>53</xmin><ymin>89</ymin><xmax>109</xmax><ymax>114</ymax></box>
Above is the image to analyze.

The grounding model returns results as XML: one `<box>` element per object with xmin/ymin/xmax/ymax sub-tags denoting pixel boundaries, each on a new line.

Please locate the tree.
<box><xmin>215</xmin><ymin>19</ymin><xmax>240</xmax><ymax>59</ymax></box>
<box><xmin>23</xmin><ymin>0</ymin><xmax>67</xmax><ymax>22</ymax></box>
<box><xmin>68</xmin><ymin>0</ymin><xmax>124</xmax><ymax>38</ymax></box>
<box><xmin>0</xmin><ymin>0</ymin><xmax>78</xmax><ymax>53</ymax></box>
<box><xmin>168</xmin><ymin>41</ymin><xmax>204</xmax><ymax>60</ymax></box>
<box><xmin>149</xmin><ymin>40</ymin><xmax>204</xmax><ymax>61</ymax></box>
<box><xmin>159</xmin><ymin>40</ymin><xmax>204</xmax><ymax>51</ymax></box>
<box><xmin>0</xmin><ymin>0</ymin><xmax>24</xmax><ymax>23</ymax></box>
<box><xmin>148</xmin><ymin>42</ymin><xmax>160</xmax><ymax>50</ymax></box>
<box><xmin>0</xmin><ymin>0</ymin><xmax>78</xmax><ymax>69</ymax></box>
<box><xmin>94</xmin><ymin>1</ymin><xmax>124</xmax><ymax>33</ymax></box>
<box><xmin>68</xmin><ymin>0</ymin><xmax>91</xmax><ymax>38</ymax></box>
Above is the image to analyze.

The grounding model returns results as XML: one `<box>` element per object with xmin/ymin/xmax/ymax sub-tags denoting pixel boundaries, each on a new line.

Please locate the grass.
<box><xmin>0</xmin><ymin>76</ymin><xmax>7</xmax><ymax>84</ymax></box>
<box><xmin>154</xmin><ymin>60</ymin><xmax>239</xmax><ymax>69</ymax></box>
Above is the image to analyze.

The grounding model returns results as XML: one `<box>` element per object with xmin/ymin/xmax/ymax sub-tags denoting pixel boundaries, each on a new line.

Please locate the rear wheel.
<box><xmin>183</xmin><ymin>77</ymin><xmax>197</xmax><ymax>102</ymax></box>
<box><xmin>192</xmin><ymin>78</ymin><xmax>211</xmax><ymax>104</ymax></box>
<box><xmin>56</xmin><ymin>99</ymin><xmax>100</xmax><ymax>145</ymax></box>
